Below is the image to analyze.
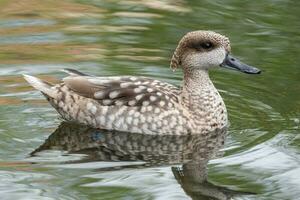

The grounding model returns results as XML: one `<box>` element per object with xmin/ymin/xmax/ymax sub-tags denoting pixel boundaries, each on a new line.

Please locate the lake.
<box><xmin>0</xmin><ymin>0</ymin><xmax>299</xmax><ymax>199</ymax></box>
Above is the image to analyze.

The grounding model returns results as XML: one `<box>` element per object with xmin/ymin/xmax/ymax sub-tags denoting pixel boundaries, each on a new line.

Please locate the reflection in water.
<box><xmin>31</xmin><ymin>122</ymin><xmax>252</xmax><ymax>199</ymax></box>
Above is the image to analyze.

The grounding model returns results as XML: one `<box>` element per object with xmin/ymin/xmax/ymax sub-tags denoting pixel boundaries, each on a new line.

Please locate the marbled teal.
<box><xmin>23</xmin><ymin>30</ymin><xmax>260</xmax><ymax>135</ymax></box>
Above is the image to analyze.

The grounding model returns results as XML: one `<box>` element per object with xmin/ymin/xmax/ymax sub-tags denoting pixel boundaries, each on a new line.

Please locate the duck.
<box><xmin>23</xmin><ymin>30</ymin><xmax>260</xmax><ymax>135</ymax></box>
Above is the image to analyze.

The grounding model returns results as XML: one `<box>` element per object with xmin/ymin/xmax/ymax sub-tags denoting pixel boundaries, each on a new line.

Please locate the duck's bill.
<box><xmin>220</xmin><ymin>54</ymin><xmax>261</xmax><ymax>74</ymax></box>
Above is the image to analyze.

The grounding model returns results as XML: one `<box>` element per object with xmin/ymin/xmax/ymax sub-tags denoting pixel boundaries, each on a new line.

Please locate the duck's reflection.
<box><xmin>31</xmin><ymin>122</ymin><xmax>252</xmax><ymax>200</ymax></box>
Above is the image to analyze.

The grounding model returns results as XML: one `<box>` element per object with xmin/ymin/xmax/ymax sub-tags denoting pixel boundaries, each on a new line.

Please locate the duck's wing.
<box><xmin>24</xmin><ymin>69</ymin><xmax>187</xmax><ymax>135</ymax></box>
<box><xmin>62</xmin><ymin>72</ymin><xmax>180</xmax><ymax>109</ymax></box>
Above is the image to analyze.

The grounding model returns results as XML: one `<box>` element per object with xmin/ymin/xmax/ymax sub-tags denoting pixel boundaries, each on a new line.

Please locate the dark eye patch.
<box><xmin>200</xmin><ymin>42</ymin><xmax>213</xmax><ymax>49</ymax></box>
<box><xmin>191</xmin><ymin>41</ymin><xmax>214</xmax><ymax>51</ymax></box>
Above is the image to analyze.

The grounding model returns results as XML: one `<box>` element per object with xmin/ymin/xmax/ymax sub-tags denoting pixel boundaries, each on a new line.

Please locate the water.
<box><xmin>0</xmin><ymin>0</ymin><xmax>299</xmax><ymax>199</ymax></box>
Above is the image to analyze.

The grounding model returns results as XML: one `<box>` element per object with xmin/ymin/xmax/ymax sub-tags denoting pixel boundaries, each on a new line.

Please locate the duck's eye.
<box><xmin>200</xmin><ymin>42</ymin><xmax>213</xmax><ymax>49</ymax></box>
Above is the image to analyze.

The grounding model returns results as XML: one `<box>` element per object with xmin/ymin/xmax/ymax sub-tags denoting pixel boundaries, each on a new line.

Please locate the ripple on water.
<box><xmin>0</xmin><ymin>32</ymin><xmax>98</xmax><ymax>45</ymax></box>
<box><xmin>0</xmin><ymin>170</ymin><xmax>55</xmax><ymax>200</ymax></box>
<box><xmin>0</xmin><ymin>32</ymin><xmax>66</xmax><ymax>45</ymax></box>
<box><xmin>0</xmin><ymin>62</ymin><xmax>100</xmax><ymax>76</ymax></box>
<box><xmin>0</xmin><ymin>19</ymin><xmax>56</xmax><ymax>28</ymax></box>
<box><xmin>0</xmin><ymin>0</ymin><xmax>299</xmax><ymax>199</ymax></box>
<box><xmin>210</xmin><ymin>132</ymin><xmax>300</xmax><ymax>199</ymax></box>
<box><xmin>82</xmin><ymin>167</ymin><xmax>187</xmax><ymax>200</ymax></box>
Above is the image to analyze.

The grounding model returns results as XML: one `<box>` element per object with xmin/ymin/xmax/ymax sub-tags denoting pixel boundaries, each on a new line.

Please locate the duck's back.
<box><xmin>24</xmin><ymin>70</ymin><xmax>192</xmax><ymax>135</ymax></box>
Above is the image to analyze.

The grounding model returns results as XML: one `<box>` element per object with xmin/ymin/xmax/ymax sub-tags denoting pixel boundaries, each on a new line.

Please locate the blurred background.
<box><xmin>0</xmin><ymin>0</ymin><xmax>299</xmax><ymax>199</ymax></box>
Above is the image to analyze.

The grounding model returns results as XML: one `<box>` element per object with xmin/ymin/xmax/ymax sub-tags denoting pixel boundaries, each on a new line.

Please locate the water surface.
<box><xmin>0</xmin><ymin>0</ymin><xmax>299</xmax><ymax>199</ymax></box>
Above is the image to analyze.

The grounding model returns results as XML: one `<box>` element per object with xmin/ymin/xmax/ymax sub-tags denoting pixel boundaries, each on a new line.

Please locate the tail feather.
<box><xmin>23</xmin><ymin>74</ymin><xmax>56</xmax><ymax>98</ymax></box>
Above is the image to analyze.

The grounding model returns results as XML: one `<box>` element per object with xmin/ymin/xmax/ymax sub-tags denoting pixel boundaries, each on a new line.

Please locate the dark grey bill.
<box><xmin>220</xmin><ymin>54</ymin><xmax>261</xmax><ymax>74</ymax></box>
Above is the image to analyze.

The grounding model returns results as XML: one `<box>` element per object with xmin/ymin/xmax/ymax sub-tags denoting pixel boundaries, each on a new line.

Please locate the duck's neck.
<box><xmin>182</xmin><ymin>68</ymin><xmax>215</xmax><ymax>97</ymax></box>
<box><xmin>181</xmin><ymin>68</ymin><xmax>227</xmax><ymax>131</ymax></box>
<box><xmin>183</xmin><ymin>69</ymin><xmax>215</xmax><ymax>92</ymax></box>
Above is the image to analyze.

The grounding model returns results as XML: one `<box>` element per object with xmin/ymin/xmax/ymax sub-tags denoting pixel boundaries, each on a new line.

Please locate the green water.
<box><xmin>0</xmin><ymin>0</ymin><xmax>299</xmax><ymax>199</ymax></box>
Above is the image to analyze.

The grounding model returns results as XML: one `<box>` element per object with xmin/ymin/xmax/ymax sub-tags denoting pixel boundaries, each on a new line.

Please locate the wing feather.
<box><xmin>63</xmin><ymin>75</ymin><xmax>180</xmax><ymax>108</ymax></box>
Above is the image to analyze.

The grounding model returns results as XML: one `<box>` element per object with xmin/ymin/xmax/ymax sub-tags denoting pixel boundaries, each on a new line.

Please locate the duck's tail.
<box><xmin>23</xmin><ymin>74</ymin><xmax>56</xmax><ymax>98</ymax></box>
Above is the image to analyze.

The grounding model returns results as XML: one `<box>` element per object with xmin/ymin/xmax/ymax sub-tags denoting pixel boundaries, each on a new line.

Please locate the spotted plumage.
<box><xmin>40</xmin><ymin>73</ymin><xmax>188</xmax><ymax>135</ymax></box>
<box><xmin>62</xmin><ymin>75</ymin><xmax>179</xmax><ymax>108</ymax></box>
<box><xmin>23</xmin><ymin>30</ymin><xmax>260</xmax><ymax>135</ymax></box>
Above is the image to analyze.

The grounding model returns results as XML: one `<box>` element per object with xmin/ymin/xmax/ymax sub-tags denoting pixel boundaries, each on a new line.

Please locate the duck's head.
<box><xmin>170</xmin><ymin>30</ymin><xmax>261</xmax><ymax>74</ymax></box>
